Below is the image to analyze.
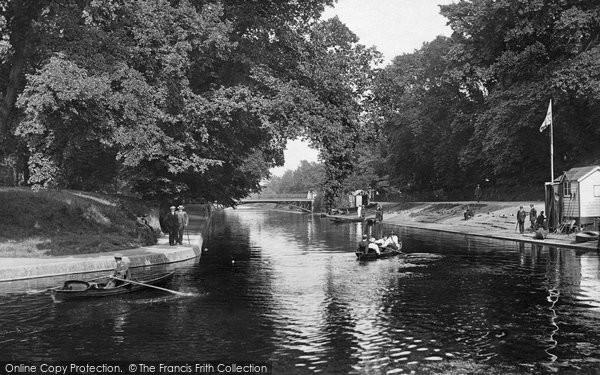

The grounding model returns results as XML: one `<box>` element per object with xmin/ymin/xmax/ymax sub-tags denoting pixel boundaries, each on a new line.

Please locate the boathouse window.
<box><xmin>563</xmin><ymin>180</ymin><xmax>572</xmax><ymax>197</ymax></box>
<box><xmin>594</xmin><ymin>185</ymin><xmax>600</xmax><ymax>197</ymax></box>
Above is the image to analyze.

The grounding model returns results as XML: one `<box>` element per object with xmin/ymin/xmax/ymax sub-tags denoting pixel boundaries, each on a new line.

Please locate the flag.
<box><xmin>540</xmin><ymin>99</ymin><xmax>552</xmax><ymax>132</ymax></box>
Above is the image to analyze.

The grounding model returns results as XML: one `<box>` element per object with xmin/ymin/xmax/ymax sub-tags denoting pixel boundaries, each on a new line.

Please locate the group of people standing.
<box><xmin>516</xmin><ymin>204</ymin><xmax>546</xmax><ymax>234</ymax></box>
<box><xmin>164</xmin><ymin>205</ymin><xmax>189</xmax><ymax>246</ymax></box>
<box><xmin>356</xmin><ymin>204</ymin><xmax>384</xmax><ymax>222</ymax></box>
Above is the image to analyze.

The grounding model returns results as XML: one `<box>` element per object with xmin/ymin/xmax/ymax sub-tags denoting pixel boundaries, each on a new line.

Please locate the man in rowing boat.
<box><xmin>104</xmin><ymin>254</ymin><xmax>132</xmax><ymax>289</ymax></box>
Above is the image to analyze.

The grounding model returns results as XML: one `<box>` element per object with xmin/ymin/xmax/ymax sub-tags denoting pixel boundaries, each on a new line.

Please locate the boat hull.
<box><xmin>575</xmin><ymin>231</ymin><xmax>599</xmax><ymax>243</ymax></box>
<box><xmin>326</xmin><ymin>215</ymin><xmax>377</xmax><ymax>223</ymax></box>
<box><xmin>355</xmin><ymin>243</ymin><xmax>404</xmax><ymax>261</ymax></box>
<box><xmin>49</xmin><ymin>272</ymin><xmax>175</xmax><ymax>302</ymax></box>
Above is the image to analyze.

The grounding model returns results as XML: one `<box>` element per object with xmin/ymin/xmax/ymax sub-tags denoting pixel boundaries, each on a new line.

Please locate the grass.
<box><xmin>0</xmin><ymin>187</ymin><xmax>159</xmax><ymax>257</ymax></box>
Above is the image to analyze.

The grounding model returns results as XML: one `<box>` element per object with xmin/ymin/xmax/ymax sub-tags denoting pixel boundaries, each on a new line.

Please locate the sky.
<box><xmin>269</xmin><ymin>0</ymin><xmax>455</xmax><ymax>177</ymax></box>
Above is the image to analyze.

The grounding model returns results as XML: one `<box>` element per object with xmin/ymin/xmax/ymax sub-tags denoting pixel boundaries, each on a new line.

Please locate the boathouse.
<box><xmin>555</xmin><ymin>165</ymin><xmax>600</xmax><ymax>229</ymax></box>
<box><xmin>349</xmin><ymin>190</ymin><xmax>369</xmax><ymax>207</ymax></box>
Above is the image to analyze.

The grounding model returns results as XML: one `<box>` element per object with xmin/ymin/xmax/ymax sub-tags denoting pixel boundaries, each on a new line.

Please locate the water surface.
<box><xmin>1</xmin><ymin>207</ymin><xmax>599</xmax><ymax>374</ymax></box>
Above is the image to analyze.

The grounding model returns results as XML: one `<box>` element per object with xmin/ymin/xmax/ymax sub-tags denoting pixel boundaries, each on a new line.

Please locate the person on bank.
<box><xmin>176</xmin><ymin>205</ymin><xmax>189</xmax><ymax>245</ymax></box>
<box><xmin>464</xmin><ymin>206</ymin><xmax>474</xmax><ymax>220</ymax></box>
<box><xmin>474</xmin><ymin>184</ymin><xmax>482</xmax><ymax>202</ymax></box>
<box><xmin>536</xmin><ymin>211</ymin><xmax>546</xmax><ymax>230</ymax></box>
<box><xmin>376</xmin><ymin>205</ymin><xmax>383</xmax><ymax>222</ymax></box>
<box><xmin>517</xmin><ymin>205</ymin><xmax>527</xmax><ymax>234</ymax></box>
<box><xmin>165</xmin><ymin>205</ymin><xmax>179</xmax><ymax>246</ymax></box>
<box><xmin>104</xmin><ymin>254</ymin><xmax>131</xmax><ymax>288</ymax></box>
<box><xmin>529</xmin><ymin>204</ymin><xmax>537</xmax><ymax>231</ymax></box>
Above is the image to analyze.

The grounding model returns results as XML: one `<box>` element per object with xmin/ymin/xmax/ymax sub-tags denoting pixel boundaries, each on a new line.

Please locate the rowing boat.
<box><xmin>49</xmin><ymin>272</ymin><xmax>175</xmax><ymax>302</ymax></box>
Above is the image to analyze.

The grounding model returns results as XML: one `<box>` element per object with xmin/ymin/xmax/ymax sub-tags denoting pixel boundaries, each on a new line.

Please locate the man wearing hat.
<box><xmin>165</xmin><ymin>206</ymin><xmax>179</xmax><ymax>246</ymax></box>
<box><xmin>104</xmin><ymin>253</ymin><xmax>131</xmax><ymax>288</ymax></box>
<box><xmin>175</xmin><ymin>205</ymin><xmax>189</xmax><ymax>245</ymax></box>
<box><xmin>357</xmin><ymin>234</ymin><xmax>369</xmax><ymax>253</ymax></box>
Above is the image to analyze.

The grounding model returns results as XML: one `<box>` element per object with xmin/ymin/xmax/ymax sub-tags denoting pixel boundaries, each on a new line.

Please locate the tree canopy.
<box><xmin>1</xmin><ymin>0</ymin><xmax>379</xmax><ymax>207</ymax></box>
<box><xmin>373</xmin><ymin>0</ymin><xmax>600</xmax><ymax>197</ymax></box>
<box><xmin>3</xmin><ymin>0</ymin><xmax>600</xmax><ymax>206</ymax></box>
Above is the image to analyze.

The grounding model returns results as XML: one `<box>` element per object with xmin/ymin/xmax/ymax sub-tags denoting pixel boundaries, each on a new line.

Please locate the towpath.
<box><xmin>377</xmin><ymin>200</ymin><xmax>599</xmax><ymax>251</ymax></box>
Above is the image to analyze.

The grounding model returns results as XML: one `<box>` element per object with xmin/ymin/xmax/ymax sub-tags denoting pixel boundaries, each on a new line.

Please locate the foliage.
<box><xmin>375</xmin><ymin>0</ymin><xmax>600</xmax><ymax>195</ymax></box>
<box><xmin>0</xmin><ymin>0</ymin><xmax>380</xmax><ymax>207</ymax></box>
<box><xmin>263</xmin><ymin>160</ymin><xmax>325</xmax><ymax>194</ymax></box>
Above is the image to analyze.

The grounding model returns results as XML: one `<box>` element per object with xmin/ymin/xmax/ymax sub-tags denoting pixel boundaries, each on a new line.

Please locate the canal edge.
<box><xmin>0</xmin><ymin>205</ymin><xmax>213</xmax><ymax>282</ymax></box>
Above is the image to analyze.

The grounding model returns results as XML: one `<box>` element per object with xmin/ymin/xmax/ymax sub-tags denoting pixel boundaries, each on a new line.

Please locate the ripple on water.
<box><xmin>390</xmin><ymin>351</ymin><xmax>411</xmax><ymax>357</ymax></box>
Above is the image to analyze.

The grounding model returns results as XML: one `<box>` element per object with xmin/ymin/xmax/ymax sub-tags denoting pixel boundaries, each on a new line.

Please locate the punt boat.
<box><xmin>355</xmin><ymin>242</ymin><xmax>404</xmax><ymax>261</ymax></box>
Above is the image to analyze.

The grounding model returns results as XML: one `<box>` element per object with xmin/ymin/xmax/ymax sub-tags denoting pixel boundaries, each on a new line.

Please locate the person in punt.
<box><xmin>381</xmin><ymin>234</ymin><xmax>398</xmax><ymax>251</ymax></box>
<box><xmin>389</xmin><ymin>231</ymin><xmax>400</xmax><ymax>249</ymax></box>
<box><xmin>103</xmin><ymin>254</ymin><xmax>132</xmax><ymax>289</ymax></box>
<box><xmin>358</xmin><ymin>234</ymin><xmax>369</xmax><ymax>253</ymax></box>
<box><xmin>368</xmin><ymin>237</ymin><xmax>381</xmax><ymax>255</ymax></box>
<box><xmin>375</xmin><ymin>235</ymin><xmax>390</xmax><ymax>250</ymax></box>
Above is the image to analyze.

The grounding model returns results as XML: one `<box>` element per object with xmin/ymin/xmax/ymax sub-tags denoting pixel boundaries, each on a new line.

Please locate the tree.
<box><xmin>264</xmin><ymin>160</ymin><xmax>325</xmax><ymax>194</ymax></box>
<box><xmin>374</xmin><ymin>36</ymin><xmax>475</xmax><ymax>192</ymax></box>
<box><xmin>441</xmin><ymin>0</ymin><xmax>600</xmax><ymax>184</ymax></box>
<box><xmin>373</xmin><ymin>0</ymin><xmax>600</xmax><ymax>198</ymax></box>
<box><xmin>2</xmin><ymin>1</ymin><xmax>380</xmax><ymax>207</ymax></box>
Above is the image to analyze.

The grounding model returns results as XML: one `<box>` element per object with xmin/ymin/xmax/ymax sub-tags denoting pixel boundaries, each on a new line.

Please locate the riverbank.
<box><xmin>376</xmin><ymin>201</ymin><xmax>599</xmax><ymax>251</ymax></box>
<box><xmin>0</xmin><ymin>187</ymin><xmax>159</xmax><ymax>257</ymax></box>
<box><xmin>0</xmin><ymin>205</ymin><xmax>210</xmax><ymax>283</ymax></box>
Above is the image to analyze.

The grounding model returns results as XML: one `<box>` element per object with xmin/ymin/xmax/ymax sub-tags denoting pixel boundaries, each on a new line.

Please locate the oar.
<box><xmin>109</xmin><ymin>276</ymin><xmax>193</xmax><ymax>297</ymax></box>
<box><xmin>87</xmin><ymin>274</ymin><xmax>112</xmax><ymax>282</ymax></box>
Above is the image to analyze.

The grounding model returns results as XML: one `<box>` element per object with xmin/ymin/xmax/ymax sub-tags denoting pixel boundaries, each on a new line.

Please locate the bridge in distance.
<box><xmin>239</xmin><ymin>193</ymin><xmax>316</xmax><ymax>212</ymax></box>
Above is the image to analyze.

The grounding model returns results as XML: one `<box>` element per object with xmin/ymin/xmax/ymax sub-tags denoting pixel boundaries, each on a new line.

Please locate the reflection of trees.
<box><xmin>319</xmin><ymin>260</ymin><xmax>357</xmax><ymax>374</ymax></box>
<box><xmin>194</xmin><ymin>209</ymin><xmax>279</xmax><ymax>361</ymax></box>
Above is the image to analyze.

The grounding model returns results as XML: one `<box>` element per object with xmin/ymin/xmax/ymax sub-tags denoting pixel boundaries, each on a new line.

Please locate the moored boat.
<box><xmin>49</xmin><ymin>272</ymin><xmax>175</xmax><ymax>302</ymax></box>
<box><xmin>327</xmin><ymin>215</ymin><xmax>377</xmax><ymax>223</ymax></box>
<box><xmin>575</xmin><ymin>230</ymin><xmax>599</xmax><ymax>243</ymax></box>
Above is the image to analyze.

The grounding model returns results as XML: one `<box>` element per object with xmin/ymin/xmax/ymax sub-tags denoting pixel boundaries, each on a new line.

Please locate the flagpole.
<box><xmin>550</xmin><ymin>99</ymin><xmax>554</xmax><ymax>182</ymax></box>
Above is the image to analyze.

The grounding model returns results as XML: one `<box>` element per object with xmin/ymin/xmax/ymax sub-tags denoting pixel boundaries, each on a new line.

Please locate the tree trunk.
<box><xmin>0</xmin><ymin>0</ymin><xmax>43</xmax><ymax>141</ymax></box>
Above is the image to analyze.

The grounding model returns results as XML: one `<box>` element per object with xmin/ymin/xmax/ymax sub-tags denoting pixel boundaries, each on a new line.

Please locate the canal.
<box><xmin>1</xmin><ymin>207</ymin><xmax>600</xmax><ymax>374</ymax></box>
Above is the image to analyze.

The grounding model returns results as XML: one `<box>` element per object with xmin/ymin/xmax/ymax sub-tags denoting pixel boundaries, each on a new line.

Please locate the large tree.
<box><xmin>2</xmin><ymin>0</ymin><xmax>380</xmax><ymax>206</ymax></box>
<box><xmin>441</xmin><ymin>0</ymin><xmax>600</xmax><ymax>184</ymax></box>
<box><xmin>375</xmin><ymin>0</ymin><xmax>600</xmax><ymax>197</ymax></box>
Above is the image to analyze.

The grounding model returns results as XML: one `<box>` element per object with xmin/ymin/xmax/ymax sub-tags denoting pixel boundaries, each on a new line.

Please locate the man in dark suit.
<box><xmin>517</xmin><ymin>206</ymin><xmax>527</xmax><ymax>234</ymax></box>
<box><xmin>165</xmin><ymin>206</ymin><xmax>178</xmax><ymax>246</ymax></box>
<box><xmin>175</xmin><ymin>205</ymin><xmax>189</xmax><ymax>245</ymax></box>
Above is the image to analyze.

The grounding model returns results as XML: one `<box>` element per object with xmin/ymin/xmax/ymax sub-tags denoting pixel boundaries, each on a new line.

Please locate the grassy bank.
<box><xmin>0</xmin><ymin>188</ymin><xmax>159</xmax><ymax>257</ymax></box>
